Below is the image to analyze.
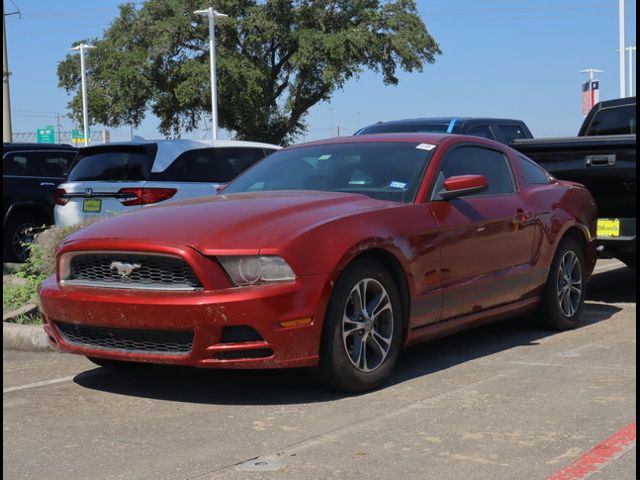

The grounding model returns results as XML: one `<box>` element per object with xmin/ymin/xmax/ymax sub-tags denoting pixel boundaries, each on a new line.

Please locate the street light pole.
<box><xmin>3</xmin><ymin>12</ymin><xmax>15</xmax><ymax>143</ymax></box>
<box><xmin>626</xmin><ymin>46</ymin><xmax>636</xmax><ymax>97</ymax></box>
<box><xmin>194</xmin><ymin>7</ymin><xmax>227</xmax><ymax>142</ymax></box>
<box><xmin>70</xmin><ymin>43</ymin><xmax>95</xmax><ymax>146</ymax></box>
<box><xmin>618</xmin><ymin>0</ymin><xmax>626</xmax><ymax>98</ymax></box>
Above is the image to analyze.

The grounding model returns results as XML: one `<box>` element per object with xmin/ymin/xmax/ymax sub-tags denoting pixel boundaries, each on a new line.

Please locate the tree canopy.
<box><xmin>57</xmin><ymin>0</ymin><xmax>441</xmax><ymax>144</ymax></box>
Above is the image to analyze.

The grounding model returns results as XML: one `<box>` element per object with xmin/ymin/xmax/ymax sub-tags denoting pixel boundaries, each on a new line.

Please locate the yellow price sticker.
<box><xmin>597</xmin><ymin>219</ymin><xmax>621</xmax><ymax>238</ymax></box>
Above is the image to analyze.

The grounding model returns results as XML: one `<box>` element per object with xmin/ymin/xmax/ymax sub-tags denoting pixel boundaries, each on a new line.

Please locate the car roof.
<box><xmin>287</xmin><ymin>133</ymin><xmax>453</xmax><ymax>149</ymax></box>
<box><xmin>362</xmin><ymin>117</ymin><xmax>524</xmax><ymax>127</ymax></box>
<box><xmin>593</xmin><ymin>96</ymin><xmax>635</xmax><ymax>110</ymax></box>
<box><xmin>77</xmin><ymin>139</ymin><xmax>282</xmax><ymax>173</ymax></box>
<box><xmin>3</xmin><ymin>142</ymin><xmax>76</xmax><ymax>153</ymax></box>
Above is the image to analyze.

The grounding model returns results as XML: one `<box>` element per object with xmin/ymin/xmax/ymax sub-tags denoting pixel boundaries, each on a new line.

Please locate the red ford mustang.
<box><xmin>39</xmin><ymin>134</ymin><xmax>597</xmax><ymax>392</ymax></box>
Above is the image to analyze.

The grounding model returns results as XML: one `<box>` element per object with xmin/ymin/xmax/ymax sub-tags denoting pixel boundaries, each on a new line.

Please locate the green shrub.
<box><xmin>3</xmin><ymin>221</ymin><xmax>101</xmax><ymax>318</ymax></box>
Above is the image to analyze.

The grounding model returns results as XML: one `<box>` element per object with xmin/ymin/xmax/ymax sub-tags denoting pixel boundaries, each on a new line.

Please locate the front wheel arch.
<box><xmin>335</xmin><ymin>248</ymin><xmax>411</xmax><ymax>345</ymax></box>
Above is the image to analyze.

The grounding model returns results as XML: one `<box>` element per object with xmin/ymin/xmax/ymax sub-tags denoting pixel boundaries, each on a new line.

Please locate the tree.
<box><xmin>57</xmin><ymin>0</ymin><xmax>441</xmax><ymax>144</ymax></box>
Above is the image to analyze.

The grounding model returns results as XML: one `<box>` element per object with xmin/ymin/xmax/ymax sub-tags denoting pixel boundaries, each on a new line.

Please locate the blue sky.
<box><xmin>4</xmin><ymin>0</ymin><xmax>637</xmax><ymax>143</ymax></box>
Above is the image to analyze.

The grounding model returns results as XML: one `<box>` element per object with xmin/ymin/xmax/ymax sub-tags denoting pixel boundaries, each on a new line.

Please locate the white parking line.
<box><xmin>594</xmin><ymin>261</ymin><xmax>626</xmax><ymax>273</ymax></box>
<box><xmin>3</xmin><ymin>375</ymin><xmax>76</xmax><ymax>394</ymax></box>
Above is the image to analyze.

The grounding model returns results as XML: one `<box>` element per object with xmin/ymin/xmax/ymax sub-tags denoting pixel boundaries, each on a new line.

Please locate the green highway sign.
<box><xmin>71</xmin><ymin>129</ymin><xmax>91</xmax><ymax>144</ymax></box>
<box><xmin>36</xmin><ymin>126</ymin><xmax>56</xmax><ymax>144</ymax></box>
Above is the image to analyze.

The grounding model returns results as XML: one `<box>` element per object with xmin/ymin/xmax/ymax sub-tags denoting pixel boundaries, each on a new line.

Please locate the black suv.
<box><xmin>355</xmin><ymin>117</ymin><xmax>534</xmax><ymax>144</ymax></box>
<box><xmin>3</xmin><ymin>143</ymin><xmax>77</xmax><ymax>262</ymax></box>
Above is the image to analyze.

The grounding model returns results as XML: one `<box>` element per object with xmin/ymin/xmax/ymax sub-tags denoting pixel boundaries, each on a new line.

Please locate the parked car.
<box><xmin>513</xmin><ymin>96</ymin><xmax>636</xmax><ymax>267</ymax></box>
<box><xmin>54</xmin><ymin>139</ymin><xmax>280</xmax><ymax>227</ymax></box>
<box><xmin>355</xmin><ymin>117</ymin><xmax>533</xmax><ymax>144</ymax></box>
<box><xmin>40</xmin><ymin>133</ymin><xmax>597</xmax><ymax>392</ymax></box>
<box><xmin>3</xmin><ymin>143</ymin><xmax>77</xmax><ymax>262</ymax></box>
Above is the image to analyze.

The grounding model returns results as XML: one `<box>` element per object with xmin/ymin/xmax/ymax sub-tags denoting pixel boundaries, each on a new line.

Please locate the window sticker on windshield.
<box><xmin>318</xmin><ymin>154</ymin><xmax>332</xmax><ymax>160</ymax></box>
<box><xmin>389</xmin><ymin>181</ymin><xmax>407</xmax><ymax>189</ymax></box>
<box><xmin>416</xmin><ymin>143</ymin><xmax>436</xmax><ymax>151</ymax></box>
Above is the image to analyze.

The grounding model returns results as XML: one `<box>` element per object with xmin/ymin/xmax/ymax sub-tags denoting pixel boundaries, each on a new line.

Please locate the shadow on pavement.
<box><xmin>73</xmin><ymin>266</ymin><xmax>630</xmax><ymax>405</ymax></box>
<box><xmin>587</xmin><ymin>265</ymin><xmax>635</xmax><ymax>303</ymax></box>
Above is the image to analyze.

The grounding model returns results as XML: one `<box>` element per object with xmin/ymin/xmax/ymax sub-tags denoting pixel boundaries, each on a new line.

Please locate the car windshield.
<box><xmin>223</xmin><ymin>142</ymin><xmax>434</xmax><ymax>203</ymax></box>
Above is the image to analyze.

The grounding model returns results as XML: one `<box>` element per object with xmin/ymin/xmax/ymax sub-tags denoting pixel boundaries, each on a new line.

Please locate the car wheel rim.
<box><xmin>342</xmin><ymin>278</ymin><xmax>394</xmax><ymax>373</ymax></box>
<box><xmin>556</xmin><ymin>250</ymin><xmax>582</xmax><ymax>318</ymax></box>
<box><xmin>13</xmin><ymin>223</ymin><xmax>37</xmax><ymax>262</ymax></box>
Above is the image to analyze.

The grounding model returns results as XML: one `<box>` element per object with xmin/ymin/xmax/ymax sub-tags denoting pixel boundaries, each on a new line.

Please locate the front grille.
<box><xmin>56</xmin><ymin>321</ymin><xmax>193</xmax><ymax>355</ymax></box>
<box><xmin>64</xmin><ymin>252</ymin><xmax>202</xmax><ymax>291</ymax></box>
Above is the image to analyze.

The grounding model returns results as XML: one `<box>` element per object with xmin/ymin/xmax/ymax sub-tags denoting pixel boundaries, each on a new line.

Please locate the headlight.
<box><xmin>217</xmin><ymin>256</ymin><xmax>296</xmax><ymax>286</ymax></box>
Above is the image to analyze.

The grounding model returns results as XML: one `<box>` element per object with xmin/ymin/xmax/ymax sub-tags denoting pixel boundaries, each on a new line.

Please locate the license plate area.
<box><xmin>597</xmin><ymin>219</ymin><xmax>621</xmax><ymax>238</ymax></box>
<box><xmin>82</xmin><ymin>199</ymin><xmax>102</xmax><ymax>213</ymax></box>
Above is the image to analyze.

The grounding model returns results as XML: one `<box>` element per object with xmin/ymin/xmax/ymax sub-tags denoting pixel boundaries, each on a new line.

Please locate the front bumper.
<box><xmin>39</xmin><ymin>273</ymin><xmax>331</xmax><ymax>369</ymax></box>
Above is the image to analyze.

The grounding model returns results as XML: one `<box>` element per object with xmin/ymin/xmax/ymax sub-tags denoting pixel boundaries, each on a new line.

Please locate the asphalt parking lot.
<box><xmin>3</xmin><ymin>259</ymin><xmax>636</xmax><ymax>480</ymax></box>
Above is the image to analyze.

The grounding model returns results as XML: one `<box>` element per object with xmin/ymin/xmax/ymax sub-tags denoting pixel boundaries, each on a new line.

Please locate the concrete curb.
<box><xmin>3</xmin><ymin>321</ymin><xmax>51</xmax><ymax>352</ymax></box>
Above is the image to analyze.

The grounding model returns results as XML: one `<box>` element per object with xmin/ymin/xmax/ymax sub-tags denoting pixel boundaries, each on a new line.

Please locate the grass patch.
<box><xmin>3</xmin><ymin>221</ymin><xmax>101</xmax><ymax>322</ymax></box>
<box><xmin>10</xmin><ymin>312</ymin><xmax>43</xmax><ymax>325</ymax></box>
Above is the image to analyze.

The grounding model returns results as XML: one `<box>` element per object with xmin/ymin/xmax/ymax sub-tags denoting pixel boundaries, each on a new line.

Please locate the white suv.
<box><xmin>54</xmin><ymin>139</ymin><xmax>280</xmax><ymax>227</ymax></box>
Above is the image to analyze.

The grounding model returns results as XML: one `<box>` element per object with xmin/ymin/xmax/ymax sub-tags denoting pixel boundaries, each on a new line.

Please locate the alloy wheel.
<box><xmin>342</xmin><ymin>278</ymin><xmax>394</xmax><ymax>372</ymax></box>
<box><xmin>556</xmin><ymin>250</ymin><xmax>583</xmax><ymax>317</ymax></box>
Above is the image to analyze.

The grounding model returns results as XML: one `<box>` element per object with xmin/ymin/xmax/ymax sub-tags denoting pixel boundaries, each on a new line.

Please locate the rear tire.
<box><xmin>3</xmin><ymin>212</ymin><xmax>47</xmax><ymax>263</ymax></box>
<box><xmin>313</xmin><ymin>259</ymin><xmax>403</xmax><ymax>393</ymax></box>
<box><xmin>538</xmin><ymin>237</ymin><xmax>586</xmax><ymax>330</ymax></box>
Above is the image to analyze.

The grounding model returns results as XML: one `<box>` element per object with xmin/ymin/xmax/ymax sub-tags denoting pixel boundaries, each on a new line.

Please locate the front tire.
<box><xmin>314</xmin><ymin>259</ymin><xmax>403</xmax><ymax>393</ymax></box>
<box><xmin>538</xmin><ymin>237</ymin><xmax>586</xmax><ymax>330</ymax></box>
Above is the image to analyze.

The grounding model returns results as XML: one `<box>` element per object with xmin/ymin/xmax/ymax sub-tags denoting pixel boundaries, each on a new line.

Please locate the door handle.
<box><xmin>40</xmin><ymin>182</ymin><xmax>56</xmax><ymax>186</ymax></box>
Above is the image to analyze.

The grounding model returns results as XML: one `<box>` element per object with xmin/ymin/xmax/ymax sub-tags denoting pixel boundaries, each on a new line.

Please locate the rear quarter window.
<box><xmin>516</xmin><ymin>155</ymin><xmax>551</xmax><ymax>185</ymax></box>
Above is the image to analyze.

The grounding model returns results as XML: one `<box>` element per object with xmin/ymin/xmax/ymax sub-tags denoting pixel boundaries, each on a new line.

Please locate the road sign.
<box><xmin>36</xmin><ymin>126</ymin><xmax>56</xmax><ymax>144</ymax></box>
<box><xmin>71</xmin><ymin>129</ymin><xmax>91</xmax><ymax>144</ymax></box>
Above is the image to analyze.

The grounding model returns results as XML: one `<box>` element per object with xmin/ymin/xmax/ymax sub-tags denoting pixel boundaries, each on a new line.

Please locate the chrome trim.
<box><xmin>59</xmin><ymin>250</ymin><xmax>203</xmax><ymax>291</ymax></box>
<box><xmin>60</xmin><ymin>279</ymin><xmax>199</xmax><ymax>291</ymax></box>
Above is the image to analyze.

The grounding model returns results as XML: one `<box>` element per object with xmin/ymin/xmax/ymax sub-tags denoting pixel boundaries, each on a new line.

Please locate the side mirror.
<box><xmin>439</xmin><ymin>175</ymin><xmax>488</xmax><ymax>200</ymax></box>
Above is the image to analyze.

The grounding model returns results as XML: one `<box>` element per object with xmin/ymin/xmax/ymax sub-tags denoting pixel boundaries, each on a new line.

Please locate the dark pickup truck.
<box><xmin>355</xmin><ymin>117</ymin><xmax>534</xmax><ymax>145</ymax></box>
<box><xmin>3</xmin><ymin>143</ymin><xmax>77</xmax><ymax>262</ymax></box>
<box><xmin>514</xmin><ymin>97</ymin><xmax>636</xmax><ymax>267</ymax></box>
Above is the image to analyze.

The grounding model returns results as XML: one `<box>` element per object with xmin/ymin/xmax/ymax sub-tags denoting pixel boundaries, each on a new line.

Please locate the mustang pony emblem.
<box><xmin>109</xmin><ymin>261</ymin><xmax>142</xmax><ymax>278</ymax></box>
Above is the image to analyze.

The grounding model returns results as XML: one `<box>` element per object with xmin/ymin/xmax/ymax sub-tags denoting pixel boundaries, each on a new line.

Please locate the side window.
<box><xmin>498</xmin><ymin>124</ymin><xmax>528</xmax><ymax>144</ymax></box>
<box><xmin>40</xmin><ymin>151</ymin><xmax>76</xmax><ymax>177</ymax></box>
<box><xmin>517</xmin><ymin>155</ymin><xmax>550</xmax><ymax>185</ymax></box>
<box><xmin>466</xmin><ymin>125</ymin><xmax>494</xmax><ymax>140</ymax></box>
<box><xmin>152</xmin><ymin>148</ymin><xmax>267</xmax><ymax>183</ymax></box>
<box><xmin>433</xmin><ymin>145</ymin><xmax>515</xmax><ymax>198</ymax></box>
<box><xmin>221</xmin><ymin>148</ymin><xmax>268</xmax><ymax>178</ymax></box>
<box><xmin>3</xmin><ymin>153</ymin><xmax>28</xmax><ymax>176</ymax></box>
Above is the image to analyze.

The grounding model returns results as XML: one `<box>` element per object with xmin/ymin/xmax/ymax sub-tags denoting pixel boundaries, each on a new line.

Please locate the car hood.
<box><xmin>65</xmin><ymin>190</ymin><xmax>399</xmax><ymax>254</ymax></box>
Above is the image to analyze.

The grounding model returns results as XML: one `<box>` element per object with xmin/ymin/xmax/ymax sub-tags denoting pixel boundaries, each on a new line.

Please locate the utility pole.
<box><xmin>3</xmin><ymin>11</ymin><xmax>16</xmax><ymax>143</ymax></box>
<box><xmin>329</xmin><ymin>106</ymin><xmax>334</xmax><ymax>137</ymax></box>
<box><xmin>626</xmin><ymin>46</ymin><xmax>636</xmax><ymax>97</ymax></box>
<box><xmin>70</xmin><ymin>43</ymin><xmax>95</xmax><ymax>146</ymax></box>
<box><xmin>619</xmin><ymin>0</ymin><xmax>626</xmax><ymax>98</ymax></box>
<box><xmin>194</xmin><ymin>7</ymin><xmax>228</xmax><ymax>142</ymax></box>
<box><xmin>56</xmin><ymin>113</ymin><xmax>62</xmax><ymax>144</ymax></box>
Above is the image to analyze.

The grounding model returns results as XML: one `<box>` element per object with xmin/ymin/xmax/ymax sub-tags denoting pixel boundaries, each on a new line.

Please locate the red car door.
<box><xmin>429</xmin><ymin>144</ymin><xmax>536</xmax><ymax>321</ymax></box>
